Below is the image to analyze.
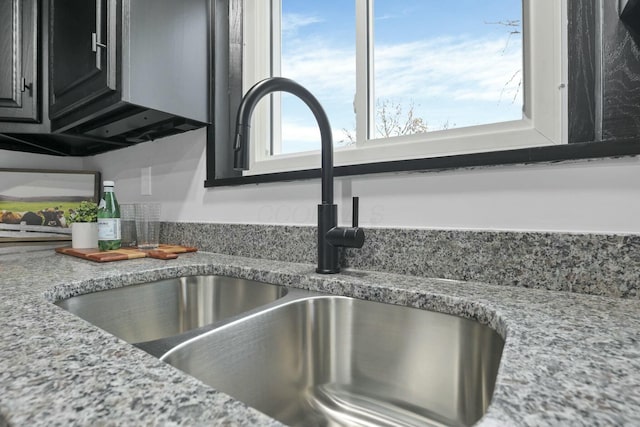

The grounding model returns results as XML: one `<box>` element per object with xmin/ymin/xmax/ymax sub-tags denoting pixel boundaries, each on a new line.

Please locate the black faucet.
<box><xmin>233</xmin><ymin>77</ymin><xmax>365</xmax><ymax>273</ymax></box>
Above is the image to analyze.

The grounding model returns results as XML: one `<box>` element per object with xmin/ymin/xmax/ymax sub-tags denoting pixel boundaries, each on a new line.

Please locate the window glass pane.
<box><xmin>277</xmin><ymin>1</ymin><xmax>356</xmax><ymax>155</ymax></box>
<box><xmin>372</xmin><ymin>0</ymin><xmax>523</xmax><ymax>139</ymax></box>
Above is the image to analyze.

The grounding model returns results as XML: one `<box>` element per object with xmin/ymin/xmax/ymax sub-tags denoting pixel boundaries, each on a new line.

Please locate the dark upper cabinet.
<box><xmin>0</xmin><ymin>0</ymin><xmax>210</xmax><ymax>156</ymax></box>
<box><xmin>48</xmin><ymin>0</ymin><xmax>210</xmax><ymax>144</ymax></box>
<box><xmin>0</xmin><ymin>0</ymin><xmax>39</xmax><ymax>123</ymax></box>
<box><xmin>49</xmin><ymin>0</ymin><xmax>117</xmax><ymax>120</ymax></box>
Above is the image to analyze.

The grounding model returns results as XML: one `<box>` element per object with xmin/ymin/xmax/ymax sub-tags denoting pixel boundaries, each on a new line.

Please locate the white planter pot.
<box><xmin>71</xmin><ymin>222</ymin><xmax>98</xmax><ymax>249</ymax></box>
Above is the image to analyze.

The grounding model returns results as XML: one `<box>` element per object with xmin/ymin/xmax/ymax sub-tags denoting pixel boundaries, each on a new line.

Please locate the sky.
<box><xmin>276</xmin><ymin>0</ymin><xmax>523</xmax><ymax>154</ymax></box>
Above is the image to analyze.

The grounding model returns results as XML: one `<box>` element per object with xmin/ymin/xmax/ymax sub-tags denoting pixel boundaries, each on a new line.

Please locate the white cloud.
<box><xmin>282</xmin><ymin>44</ymin><xmax>356</xmax><ymax>100</ymax></box>
<box><xmin>282</xmin><ymin>13</ymin><xmax>323</xmax><ymax>35</ymax></box>
<box><xmin>373</xmin><ymin>36</ymin><xmax>522</xmax><ymax>103</ymax></box>
<box><xmin>375</xmin><ymin>13</ymin><xmax>400</xmax><ymax>22</ymax></box>
<box><xmin>278</xmin><ymin>33</ymin><xmax>523</xmax><ymax>147</ymax></box>
<box><xmin>279</xmin><ymin>121</ymin><xmax>352</xmax><ymax>154</ymax></box>
<box><xmin>281</xmin><ymin>122</ymin><xmax>321</xmax><ymax>143</ymax></box>
<box><xmin>281</xmin><ymin>121</ymin><xmax>347</xmax><ymax>143</ymax></box>
<box><xmin>281</xmin><ymin>34</ymin><xmax>521</xmax><ymax>105</ymax></box>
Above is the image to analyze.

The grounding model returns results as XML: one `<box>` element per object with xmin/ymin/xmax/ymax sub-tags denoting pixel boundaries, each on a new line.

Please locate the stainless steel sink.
<box><xmin>161</xmin><ymin>295</ymin><xmax>504</xmax><ymax>427</ymax></box>
<box><xmin>55</xmin><ymin>275</ymin><xmax>287</xmax><ymax>344</ymax></box>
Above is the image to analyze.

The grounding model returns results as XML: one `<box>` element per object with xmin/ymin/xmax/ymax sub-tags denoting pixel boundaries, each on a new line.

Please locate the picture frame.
<box><xmin>0</xmin><ymin>169</ymin><xmax>101</xmax><ymax>247</ymax></box>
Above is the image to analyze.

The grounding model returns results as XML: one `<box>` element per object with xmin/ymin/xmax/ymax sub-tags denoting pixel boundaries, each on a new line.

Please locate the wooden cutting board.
<box><xmin>56</xmin><ymin>244</ymin><xmax>198</xmax><ymax>262</ymax></box>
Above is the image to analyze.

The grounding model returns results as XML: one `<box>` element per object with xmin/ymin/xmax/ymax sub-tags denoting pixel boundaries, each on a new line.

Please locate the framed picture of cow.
<box><xmin>0</xmin><ymin>169</ymin><xmax>101</xmax><ymax>245</ymax></box>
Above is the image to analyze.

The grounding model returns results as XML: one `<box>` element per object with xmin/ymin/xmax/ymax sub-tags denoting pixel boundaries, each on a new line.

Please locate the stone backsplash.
<box><xmin>161</xmin><ymin>222</ymin><xmax>640</xmax><ymax>299</ymax></box>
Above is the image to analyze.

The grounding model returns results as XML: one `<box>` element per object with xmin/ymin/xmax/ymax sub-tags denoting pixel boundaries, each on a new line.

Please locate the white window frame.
<box><xmin>242</xmin><ymin>0</ymin><xmax>568</xmax><ymax>176</ymax></box>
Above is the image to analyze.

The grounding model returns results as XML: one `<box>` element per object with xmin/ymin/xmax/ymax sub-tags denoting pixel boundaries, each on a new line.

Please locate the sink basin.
<box><xmin>55</xmin><ymin>275</ymin><xmax>287</xmax><ymax>344</ymax></box>
<box><xmin>162</xmin><ymin>296</ymin><xmax>504</xmax><ymax>427</ymax></box>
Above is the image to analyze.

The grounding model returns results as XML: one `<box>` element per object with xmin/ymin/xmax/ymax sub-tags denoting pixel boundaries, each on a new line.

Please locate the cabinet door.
<box><xmin>0</xmin><ymin>0</ymin><xmax>38</xmax><ymax>122</ymax></box>
<box><xmin>49</xmin><ymin>0</ymin><xmax>118</xmax><ymax>120</ymax></box>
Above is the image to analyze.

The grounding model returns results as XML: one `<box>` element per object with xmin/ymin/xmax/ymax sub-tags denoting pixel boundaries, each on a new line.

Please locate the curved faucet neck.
<box><xmin>234</xmin><ymin>77</ymin><xmax>334</xmax><ymax>205</ymax></box>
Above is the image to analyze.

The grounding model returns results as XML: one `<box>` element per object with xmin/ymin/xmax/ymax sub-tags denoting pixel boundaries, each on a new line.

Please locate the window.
<box><xmin>243</xmin><ymin>0</ymin><xmax>567</xmax><ymax>176</ymax></box>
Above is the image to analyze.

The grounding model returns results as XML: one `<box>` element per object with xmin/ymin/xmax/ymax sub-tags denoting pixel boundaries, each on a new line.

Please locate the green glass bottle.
<box><xmin>98</xmin><ymin>181</ymin><xmax>121</xmax><ymax>250</ymax></box>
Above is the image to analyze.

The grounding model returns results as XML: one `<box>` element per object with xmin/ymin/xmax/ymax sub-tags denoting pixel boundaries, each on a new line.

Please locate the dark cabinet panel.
<box><xmin>0</xmin><ymin>0</ymin><xmax>38</xmax><ymax>123</ymax></box>
<box><xmin>620</xmin><ymin>0</ymin><xmax>640</xmax><ymax>37</ymax></box>
<box><xmin>48</xmin><ymin>0</ymin><xmax>208</xmax><ymax>141</ymax></box>
<box><xmin>49</xmin><ymin>0</ymin><xmax>117</xmax><ymax>120</ymax></box>
<box><xmin>567</xmin><ymin>0</ymin><xmax>596</xmax><ymax>144</ymax></box>
<box><xmin>602</xmin><ymin>0</ymin><xmax>640</xmax><ymax>140</ymax></box>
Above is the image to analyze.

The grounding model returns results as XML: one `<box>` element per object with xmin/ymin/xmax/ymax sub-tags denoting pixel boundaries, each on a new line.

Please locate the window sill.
<box><xmin>204</xmin><ymin>138</ymin><xmax>640</xmax><ymax>188</ymax></box>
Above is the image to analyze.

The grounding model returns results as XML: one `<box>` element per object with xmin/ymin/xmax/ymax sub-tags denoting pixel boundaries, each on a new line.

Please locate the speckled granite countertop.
<box><xmin>1</xmin><ymin>250</ymin><xmax>639</xmax><ymax>426</ymax></box>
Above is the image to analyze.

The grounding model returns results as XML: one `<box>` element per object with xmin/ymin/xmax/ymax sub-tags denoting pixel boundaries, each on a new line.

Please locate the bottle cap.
<box><xmin>103</xmin><ymin>180</ymin><xmax>115</xmax><ymax>187</ymax></box>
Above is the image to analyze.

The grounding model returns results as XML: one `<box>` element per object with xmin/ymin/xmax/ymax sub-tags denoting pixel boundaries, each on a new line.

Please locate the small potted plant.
<box><xmin>65</xmin><ymin>201</ymin><xmax>98</xmax><ymax>249</ymax></box>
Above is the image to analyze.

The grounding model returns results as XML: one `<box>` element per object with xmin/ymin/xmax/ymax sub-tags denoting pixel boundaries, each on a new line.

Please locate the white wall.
<box><xmin>0</xmin><ymin>149</ymin><xmax>84</xmax><ymax>170</ymax></box>
<box><xmin>82</xmin><ymin>128</ymin><xmax>640</xmax><ymax>234</ymax></box>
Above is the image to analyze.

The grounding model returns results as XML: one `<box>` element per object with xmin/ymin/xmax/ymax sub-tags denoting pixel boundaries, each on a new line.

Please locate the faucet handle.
<box><xmin>324</xmin><ymin>196</ymin><xmax>365</xmax><ymax>249</ymax></box>
<box><xmin>352</xmin><ymin>196</ymin><xmax>359</xmax><ymax>228</ymax></box>
<box><xmin>326</xmin><ymin>225</ymin><xmax>365</xmax><ymax>249</ymax></box>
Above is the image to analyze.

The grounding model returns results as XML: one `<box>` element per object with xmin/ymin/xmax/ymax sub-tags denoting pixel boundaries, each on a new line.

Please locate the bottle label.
<box><xmin>98</xmin><ymin>218</ymin><xmax>121</xmax><ymax>240</ymax></box>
